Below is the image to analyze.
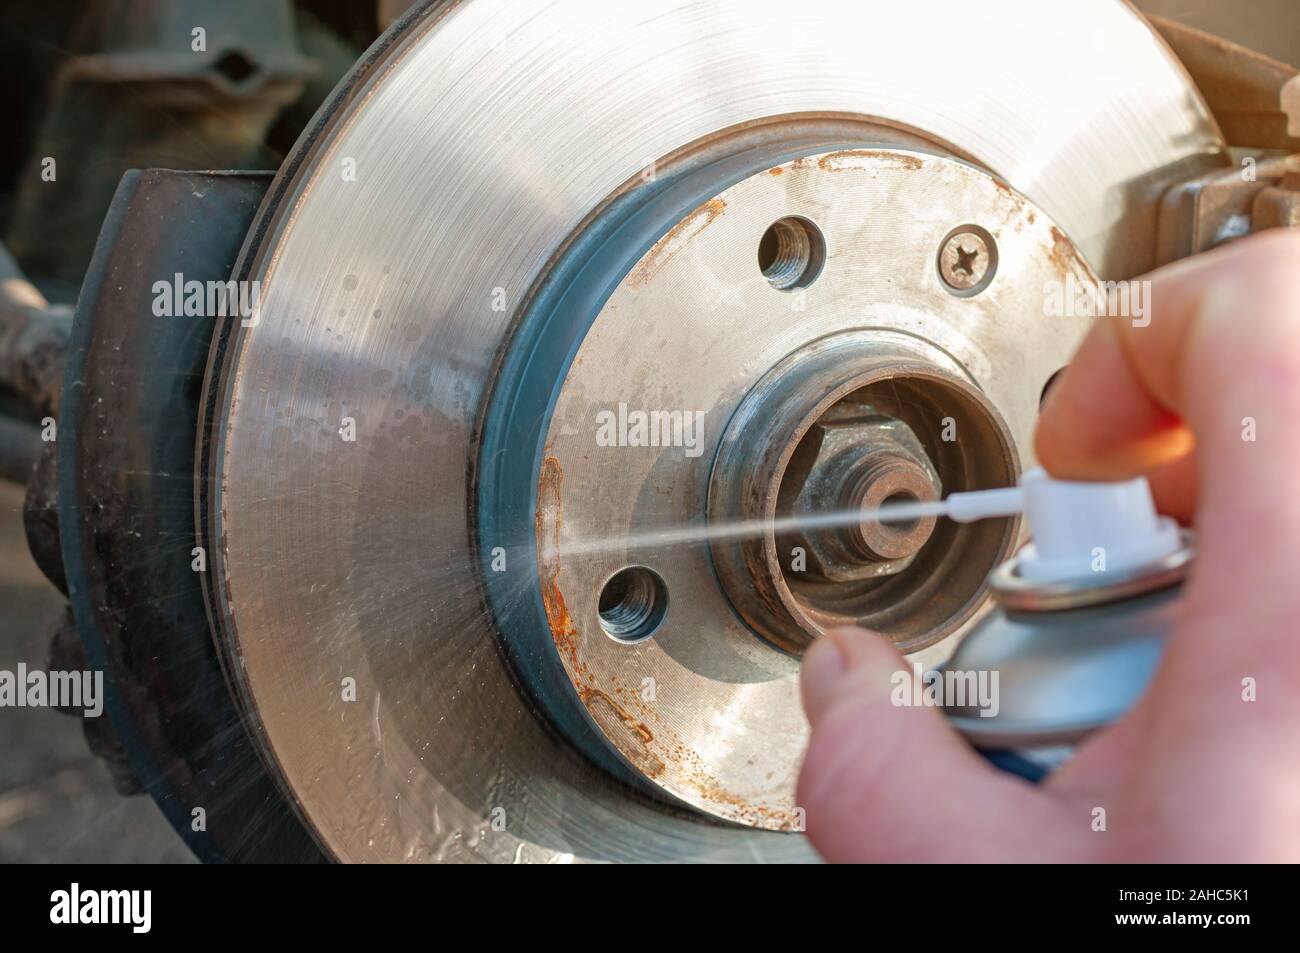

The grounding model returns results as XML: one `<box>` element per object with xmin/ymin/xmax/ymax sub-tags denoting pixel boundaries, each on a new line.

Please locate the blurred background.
<box><xmin>1138</xmin><ymin>0</ymin><xmax>1300</xmax><ymax>63</ymax></box>
<box><xmin>0</xmin><ymin>0</ymin><xmax>384</xmax><ymax>863</ymax></box>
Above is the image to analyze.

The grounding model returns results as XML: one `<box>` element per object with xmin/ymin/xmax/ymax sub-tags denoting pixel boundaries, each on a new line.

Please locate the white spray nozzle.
<box><xmin>946</xmin><ymin>486</ymin><xmax>1026</xmax><ymax>523</ymax></box>
<box><xmin>935</xmin><ymin>468</ymin><xmax>1182</xmax><ymax>584</ymax></box>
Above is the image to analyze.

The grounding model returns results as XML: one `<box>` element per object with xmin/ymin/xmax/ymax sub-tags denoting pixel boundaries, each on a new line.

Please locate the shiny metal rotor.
<box><xmin>202</xmin><ymin>0</ymin><xmax>1227</xmax><ymax>862</ymax></box>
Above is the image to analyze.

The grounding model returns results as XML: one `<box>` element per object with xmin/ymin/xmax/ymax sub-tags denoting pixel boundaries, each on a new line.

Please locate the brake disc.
<box><xmin>201</xmin><ymin>0</ymin><xmax>1227</xmax><ymax>861</ymax></box>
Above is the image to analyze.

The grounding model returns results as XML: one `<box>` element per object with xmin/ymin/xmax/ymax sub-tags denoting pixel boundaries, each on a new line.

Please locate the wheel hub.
<box><xmin>536</xmin><ymin>148</ymin><xmax>1089</xmax><ymax>826</ymax></box>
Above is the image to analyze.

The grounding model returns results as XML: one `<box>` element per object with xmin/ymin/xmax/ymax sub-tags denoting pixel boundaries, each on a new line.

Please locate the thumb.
<box><xmin>797</xmin><ymin>627</ymin><xmax>1086</xmax><ymax>862</ymax></box>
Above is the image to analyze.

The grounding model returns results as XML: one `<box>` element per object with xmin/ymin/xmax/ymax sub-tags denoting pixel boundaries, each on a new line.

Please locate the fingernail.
<box><xmin>800</xmin><ymin>634</ymin><xmax>847</xmax><ymax>726</ymax></box>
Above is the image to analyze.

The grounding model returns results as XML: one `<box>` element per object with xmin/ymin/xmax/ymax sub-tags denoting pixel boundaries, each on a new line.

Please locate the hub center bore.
<box><xmin>709</xmin><ymin>330</ymin><xmax>1020</xmax><ymax>655</ymax></box>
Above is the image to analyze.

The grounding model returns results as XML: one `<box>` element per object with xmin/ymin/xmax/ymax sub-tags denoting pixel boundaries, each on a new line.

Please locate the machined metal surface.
<box><xmin>203</xmin><ymin>0</ymin><xmax>1227</xmax><ymax>861</ymax></box>
<box><xmin>542</xmin><ymin>149</ymin><xmax>1086</xmax><ymax>821</ymax></box>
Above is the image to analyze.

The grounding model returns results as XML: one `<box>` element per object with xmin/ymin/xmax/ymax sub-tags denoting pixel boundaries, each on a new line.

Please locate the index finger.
<box><xmin>1036</xmin><ymin>228</ymin><xmax>1300</xmax><ymax>666</ymax></box>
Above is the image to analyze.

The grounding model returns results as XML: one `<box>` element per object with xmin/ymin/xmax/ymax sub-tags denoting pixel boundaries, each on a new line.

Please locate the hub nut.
<box><xmin>778</xmin><ymin>403</ymin><xmax>941</xmax><ymax>582</ymax></box>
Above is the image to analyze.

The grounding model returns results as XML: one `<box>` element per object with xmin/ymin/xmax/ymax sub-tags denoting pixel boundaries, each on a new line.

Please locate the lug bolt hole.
<box><xmin>758</xmin><ymin>216</ymin><xmax>825</xmax><ymax>291</ymax></box>
<box><xmin>598</xmin><ymin>566</ymin><xmax>668</xmax><ymax>642</ymax></box>
<box><xmin>1040</xmin><ymin>366</ymin><xmax>1067</xmax><ymax>409</ymax></box>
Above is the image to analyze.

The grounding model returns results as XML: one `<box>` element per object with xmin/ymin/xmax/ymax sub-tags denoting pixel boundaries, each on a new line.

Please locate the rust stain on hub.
<box><xmin>535</xmin><ymin>450</ymin><xmax>780</xmax><ymax>821</ymax></box>
<box><xmin>580</xmin><ymin>688</ymin><xmax>664</xmax><ymax>778</ymax></box>
<box><xmin>1048</xmin><ymin>225</ymin><xmax>1089</xmax><ymax>276</ymax></box>
<box><xmin>537</xmin><ymin>453</ymin><xmax>583</xmax><ymax>670</ymax></box>
<box><xmin>817</xmin><ymin>149</ymin><xmax>923</xmax><ymax>173</ymax></box>
<box><xmin>626</xmin><ymin>197</ymin><xmax>726</xmax><ymax>289</ymax></box>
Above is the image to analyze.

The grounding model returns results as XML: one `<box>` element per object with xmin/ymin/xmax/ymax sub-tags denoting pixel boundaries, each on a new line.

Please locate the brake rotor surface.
<box><xmin>203</xmin><ymin>0</ymin><xmax>1227</xmax><ymax>861</ymax></box>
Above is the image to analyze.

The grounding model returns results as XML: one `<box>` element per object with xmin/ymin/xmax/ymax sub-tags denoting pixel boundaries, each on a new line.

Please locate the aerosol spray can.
<box><xmin>932</xmin><ymin>469</ymin><xmax>1195</xmax><ymax>780</ymax></box>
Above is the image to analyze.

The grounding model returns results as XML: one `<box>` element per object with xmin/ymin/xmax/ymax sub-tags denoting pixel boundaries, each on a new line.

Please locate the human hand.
<box><xmin>796</xmin><ymin>230</ymin><xmax>1300</xmax><ymax>862</ymax></box>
